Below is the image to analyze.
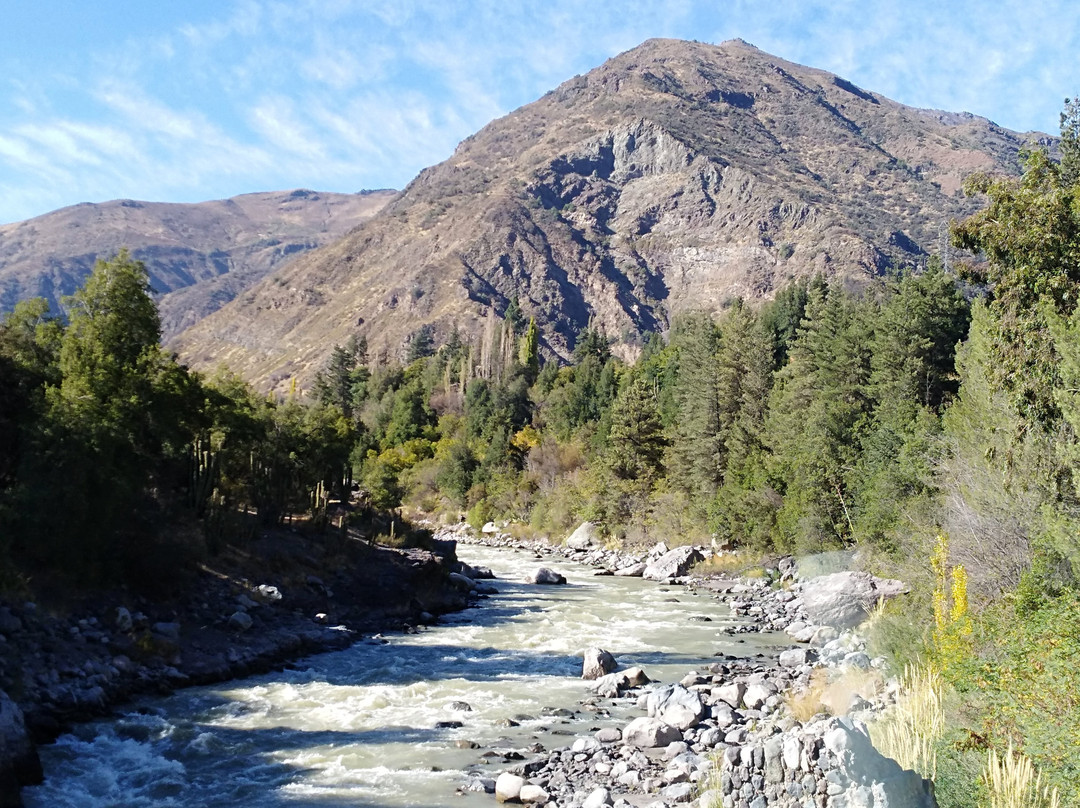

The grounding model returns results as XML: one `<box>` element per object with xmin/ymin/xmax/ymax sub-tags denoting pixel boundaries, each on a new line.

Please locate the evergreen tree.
<box><xmin>667</xmin><ymin>313</ymin><xmax>723</xmax><ymax>505</ymax></box>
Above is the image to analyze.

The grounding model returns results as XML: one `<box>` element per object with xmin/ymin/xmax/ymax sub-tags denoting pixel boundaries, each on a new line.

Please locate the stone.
<box><xmin>648</xmin><ymin>684</ymin><xmax>706</xmax><ymax>730</ymax></box>
<box><xmin>255</xmin><ymin>584</ymin><xmax>283</xmax><ymax>602</ymax></box>
<box><xmin>582</xmin><ymin>647</ymin><xmax>618</xmax><ymax>680</ymax></box>
<box><xmin>572</xmin><ymin>736</ymin><xmax>602</xmax><ymax>754</ymax></box>
<box><xmin>595</xmin><ymin>727</ymin><xmax>622</xmax><ymax>743</ymax></box>
<box><xmin>114</xmin><ymin>607</ymin><xmax>133</xmax><ymax>632</ymax></box>
<box><xmin>799</xmin><ymin>571</ymin><xmax>908</xmax><ymax>630</ymax></box>
<box><xmin>786</xmin><ymin>622</ymin><xmax>817</xmax><ymax>643</ymax></box>
<box><xmin>1</xmin><ymin>689</ymin><xmax>43</xmax><ymax>802</ymax></box>
<box><xmin>742</xmin><ymin>681</ymin><xmax>776</xmax><ymax>710</ymax></box>
<box><xmin>779</xmin><ymin>647</ymin><xmax>814</xmax><ymax>667</ymax></box>
<box><xmin>495</xmin><ymin>772</ymin><xmax>525</xmax><ymax>802</ymax></box>
<box><xmin>566</xmin><ymin>521</ymin><xmax>601</xmax><ymax>550</ymax></box>
<box><xmin>623</xmin><ymin>716</ymin><xmax>683</xmax><ymax>748</ymax></box>
<box><xmin>643</xmin><ymin>546</ymin><xmax>705</xmax><ymax>581</ymax></box>
<box><xmin>518</xmin><ymin>784</ymin><xmax>549</xmax><ymax>803</ymax></box>
<box><xmin>227</xmin><ymin>611</ymin><xmax>253</xmax><ymax>631</ymax></box>
<box><xmin>809</xmin><ymin>626</ymin><xmax>840</xmax><ymax>647</ymax></box>
<box><xmin>448</xmin><ymin>572</ymin><xmax>477</xmax><ymax>591</ymax></box>
<box><xmin>482</xmin><ymin>521</ymin><xmax>500</xmax><ymax>534</ymax></box>
<box><xmin>530</xmin><ymin>568</ymin><xmax>567</xmax><ymax>585</ymax></box>
<box><xmin>583</xmin><ymin>786</ymin><xmax>614</xmax><ymax>808</ymax></box>
<box><xmin>624</xmin><ymin>667</ymin><xmax>650</xmax><ymax>687</ymax></box>
<box><xmin>614</xmin><ymin>562</ymin><xmax>648</xmax><ymax>577</ymax></box>
<box><xmin>712</xmin><ymin>682</ymin><xmax>745</xmax><ymax>710</ymax></box>
<box><xmin>151</xmin><ymin>621</ymin><xmax>181</xmax><ymax>640</ymax></box>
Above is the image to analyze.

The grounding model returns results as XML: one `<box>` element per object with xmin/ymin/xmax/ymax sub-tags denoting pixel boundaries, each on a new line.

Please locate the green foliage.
<box><xmin>951</xmin><ymin>150</ymin><xmax>1080</xmax><ymax>426</ymax></box>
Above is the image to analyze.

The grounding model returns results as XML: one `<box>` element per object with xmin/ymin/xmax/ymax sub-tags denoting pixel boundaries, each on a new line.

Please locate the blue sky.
<box><xmin>1</xmin><ymin>0</ymin><xmax>1076</xmax><ymax>225</ymax></box>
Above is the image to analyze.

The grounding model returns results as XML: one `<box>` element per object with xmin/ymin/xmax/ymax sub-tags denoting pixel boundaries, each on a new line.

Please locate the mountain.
<box><xmin>171</xmin><ymin>39</ymin><xmax>1048</xmax><ymax>386</ymax></box>
<box><xmin>0</xmin><ymin>189</ymin><xmax>395</xmax><ymax>339</ymax></box>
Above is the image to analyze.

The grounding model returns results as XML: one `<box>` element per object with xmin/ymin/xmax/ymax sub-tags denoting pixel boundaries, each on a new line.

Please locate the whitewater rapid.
<box><xmin>23</xmin><ymin>544</ymin><xmax>775</xmax><ymax>807</ymax></box>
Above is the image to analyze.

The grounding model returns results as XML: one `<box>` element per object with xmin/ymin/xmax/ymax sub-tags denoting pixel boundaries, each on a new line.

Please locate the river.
<box><xmin>22</xmin><ymin>544</ymin><xmax>779</xmax><ymax>808</ymax></box>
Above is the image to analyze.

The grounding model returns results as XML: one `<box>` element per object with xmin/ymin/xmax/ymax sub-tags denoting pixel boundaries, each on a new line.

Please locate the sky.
<box><xmin>0</xmin><ymin>0</ymin><xmax>1077</xmax><ymax>225</ymax></box>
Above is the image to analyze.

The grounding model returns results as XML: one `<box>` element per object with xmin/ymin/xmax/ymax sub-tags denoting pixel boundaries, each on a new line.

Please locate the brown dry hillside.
<box><xmin>171</xmin><ymin>38</ymin><xmax>1049</xmax><ymax>388</ymax></box>
<box><xmin>0</xmin><ymin>189</ymin><xmax>395</xmax><ymax>339</ymax></box>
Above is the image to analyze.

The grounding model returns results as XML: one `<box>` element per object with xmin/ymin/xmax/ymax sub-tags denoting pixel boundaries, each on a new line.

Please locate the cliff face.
<box><xmin>0</xmin><ymin>189</ymin><xmax>395</xmax><ymax>339</ymax></box>
<box><xmin>172</xmin><ymin>40</ymin><xmax>1046</xmax><ymax>385</ymax></box>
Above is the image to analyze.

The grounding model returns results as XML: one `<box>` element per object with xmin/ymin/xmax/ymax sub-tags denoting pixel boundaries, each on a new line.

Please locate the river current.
<box><xmin>23</xmin><ymin>544</ymin><xmax>777</xmax><ymax>808</ymax></box>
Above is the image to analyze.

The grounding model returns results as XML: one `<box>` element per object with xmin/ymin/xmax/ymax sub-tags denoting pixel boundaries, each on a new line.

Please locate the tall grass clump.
<box><xmin>983</xmin><ymin>744</ymin><xmax>1060</xmax><ymax>808</ymax></box>
<box><xmin>869</xmin><ymin>663</ymin><xmax>944</xmax><ymax>780</ymax></box>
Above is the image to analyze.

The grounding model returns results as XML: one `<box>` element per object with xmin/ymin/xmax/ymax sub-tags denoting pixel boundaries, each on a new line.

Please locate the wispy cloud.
<box><xmin>1</xmin><ymin>0</ymin><xmax>1077</xmax><ymax>224</ymax></box>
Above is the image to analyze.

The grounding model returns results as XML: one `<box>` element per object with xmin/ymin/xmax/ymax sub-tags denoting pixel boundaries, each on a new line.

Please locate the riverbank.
<box><xmin>0</xmin><ymin>527</ymin><xmax>471</xmax><ymax>806</ymax></box>
<box><xmin>437</xmin><ymin>522</ymin><xmax>930</xmax><ymax>807</ymax></box>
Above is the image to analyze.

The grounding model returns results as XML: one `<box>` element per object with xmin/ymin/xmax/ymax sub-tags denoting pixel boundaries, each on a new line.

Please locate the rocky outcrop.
<box><xmin>530</xmin><ymin>568</ymin><xmax>567</xmax><ymax>585</ymax></box>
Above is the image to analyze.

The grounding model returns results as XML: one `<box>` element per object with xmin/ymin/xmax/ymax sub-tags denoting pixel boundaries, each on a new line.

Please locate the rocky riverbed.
<box><xmin>0</xmin><ymin>530</ymin><xmax>471</xmax><ymax>807</ymax></box>
<box><xmin>439</xmin><ymin>522</ymin><xmax>933</xmax><ymax>808</ymax></box>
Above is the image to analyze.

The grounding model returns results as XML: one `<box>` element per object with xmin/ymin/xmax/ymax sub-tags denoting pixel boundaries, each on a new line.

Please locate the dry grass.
<box><xmin>785</xmin><ymin>667</ymin><xmax>831</xmax><ymax>722</ymax></box>
<box><xmin>868</xmin><ymin>663</ymin><xmax>944</xmax><ymax>780</ymax></box>
<box><xmin>785</xmin><ymin>666</ymin><xmax>884</xmax><ymax>722</ymax></box>
<box><xmin>984</xmin><ymin>745</ymin><xmax>1061</xmax><ymax>808</ymax></box>
<box><xmin>698</xmin><ymin>549</ymin><xmax>770</xmax><ymax>577</ymax></box>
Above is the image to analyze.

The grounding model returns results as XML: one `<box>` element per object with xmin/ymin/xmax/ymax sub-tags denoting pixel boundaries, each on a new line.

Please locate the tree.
<box><xmin>519</xmin><ymin>317</ymin><xmax>540</xmax><ymax>383</ymax></box>
<box><xmin>952</xmin><ymin>149</ymin><xmax>1080</xmax><ymax>427</ymax></box>
<box><xmin>312</xmin><ymin>336</ymin><xmax>367</xmax><ymax>420</ymax></box>
<box><xmin>767</xmin><ymin>286</ymin><xmax>872</xmax><ymax>550</ymax></box>
<box><xmin>667</xmin><ymin>313</ymin><xmax>723</xmax><ymax>504</ymax></box>
<box><xmin>605</xmin><ymin>376</ymin><xmax>667</xmax><ymax>482</ymax></box>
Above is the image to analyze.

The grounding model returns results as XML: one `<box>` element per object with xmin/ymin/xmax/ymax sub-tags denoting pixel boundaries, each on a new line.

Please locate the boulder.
<box><xmin>647</xmin><ymin>684</ymin><xmax>706</xmax><ymax>730</ymax></box>
<box><xmin>255</xmin><ymin>584</ymin><xmax>283</xmax><ymax>602</ymax></box>
<box><xmin>151</xmin><ymin>621</ymin><xmax>181</xmax><ymax>640</ymax></box>
<box><xmin>613</xmin><ymin>562</ymin><xmax>647</xmax><ymax>577</ymax></box>
<box><xmin>742</xmin><ymin>681</ymin><xmax>777</xmax><ymax>710</ymax></box>
<box><xmin>114</xmin><ymin>606</ymin><xmax>133</xmax><ymax>632</ymax></box>
<box><xmin>623</xmin><ymin>716</ymin><xmax>683</xmax><ymax>748</ymax></box>
<box><xmin>495</xmin><ymin>772</ymin><xmax>525</xmax><ymax>803</ymax></box>
<box><xmin>448</xmin><ymin>572</ymin><xmax>477</xmax><ymax>592</ymax></box>
<box><xmin>582</xmin><ymin>647</ymin><xmax>617</xmax><ymax>680</ymax></box>
<box><xmin>643</xmin><ymin>546</ymin><xmax>704</xmax><ymax>581</ymax></box>
<box><xmin>712</xmin><ymin>682</ymin><xmax>746</xmax><ymax>710</ymax></box>
<box><xmin>800</xmin><ymin>571</ymin><xmax>908</xmax><ymax>630</ymax></box>
<box><xmin>482</xmin><ymin>521</ymin><xmax>500</xmax><ymax>534</ymax></box>
<box><xmin>623</xmin><ymin>667</ymin><xmax>650</xmax><ymax>687</ymax></box>
<box><xmin>779</xmin><ymin>647</ymin><xmax>814</xmax><ymax>667</ymax></box>
<box><xmin>583</xmin><ymin>787</ymin><xmax>613</xmax><ymax>808</ymax></box>
<box><xmin>530</xmin><ymin>568</ymin><xmax>566</xmax><ymax>585</ymax></box>
<box><xmin>566</xmin><ymin>521</ymin><xmax>601</xmax><ymax>550</ymax></box>
<box><xmin>823</xmin><ymin>717</ymin><xmax>936</xmax><ymax>806</ymax></box>
<box><xmin>1</xmin><ymin>690</ymin><xmax>43</xmax><ymax>805</ymax></box>
<box><xmin>519</xmin><ymin>784</ymin><xmax>549</xmax><ymax>803</ymax></box>
<box><xmin>228</xmin><ymin>611</ymin><xmax>253</xmax><ymax>631</ymax></box>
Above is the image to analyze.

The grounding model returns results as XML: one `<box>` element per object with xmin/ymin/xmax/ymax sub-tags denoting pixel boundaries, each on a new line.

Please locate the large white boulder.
<box><xmin>647</xmin><ymin>684</ymin><xmax>706</xmax><ymax>730</ymax></box>
<box><xmin>566</xmin><ymin>521</ymin><xmax>601</xmax><ymax>550</ymax></box>
<box><xmin>643</xmin><ymin>546</ymin><xmax>704</xmax><ymax>581</ymax></box>
<box><xmin>623</xmin><ymin>716</ymin><xmax>683</xmax><ymax>748</ymax></box>
<box><xmin>800</xmin><ymin>571</ymin><xmax>908</xmax><ymax>629</ymax></box>
<box><xmin>823</xmin><ymin>717</ymin><xmax>936</xmax><ymax>807</ymax></box>
<box><xmin>495</xmin><ymin>772</ymin><xmax>525</xmax><ymax>803</ymax></box>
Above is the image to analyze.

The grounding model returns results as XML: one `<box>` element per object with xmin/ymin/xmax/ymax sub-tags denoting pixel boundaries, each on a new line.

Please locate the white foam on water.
<box><xmin>27</xmin><ymin>544</ymin><xmax>775</xmax><ymax>808</ymax></box>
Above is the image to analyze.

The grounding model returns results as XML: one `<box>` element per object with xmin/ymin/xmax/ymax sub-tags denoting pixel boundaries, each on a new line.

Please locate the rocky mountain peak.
<box><xmin>159</xmin><ymin>40</ymin><xmax>1051</xmax><ymax>387</ymax></box>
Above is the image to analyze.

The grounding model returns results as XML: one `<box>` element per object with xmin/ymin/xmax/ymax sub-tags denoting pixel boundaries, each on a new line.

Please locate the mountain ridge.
<box><xmin>0</xmin><ymin>188</ymin><xmax>396</xmax><ymax>339</ymax></box>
